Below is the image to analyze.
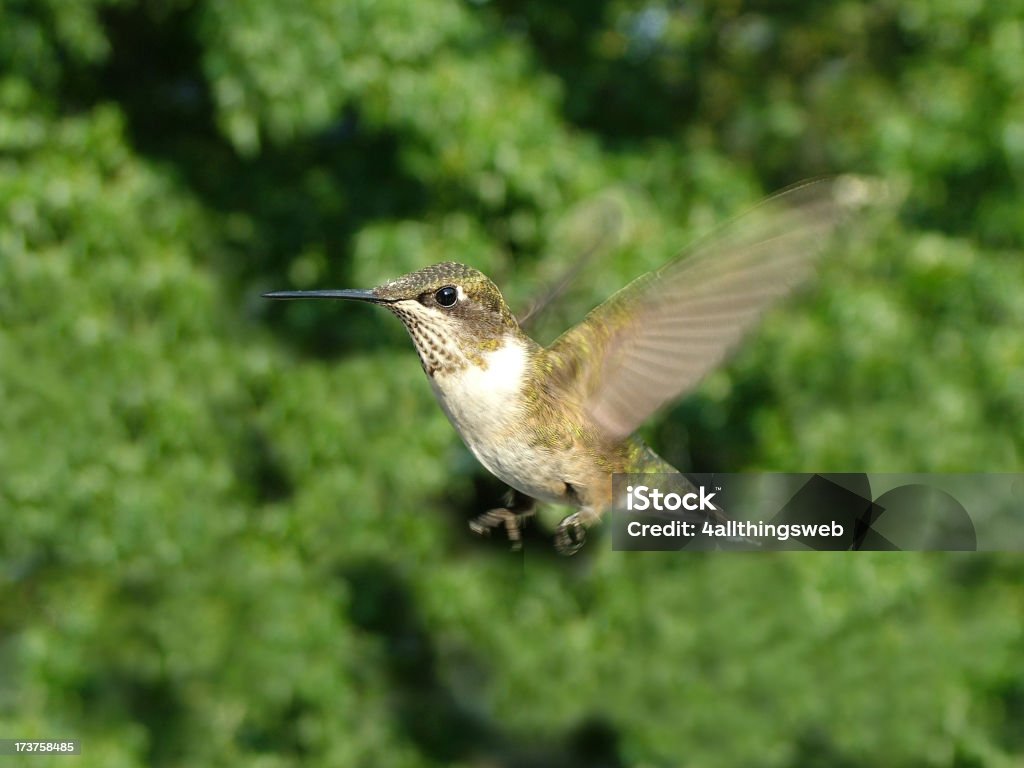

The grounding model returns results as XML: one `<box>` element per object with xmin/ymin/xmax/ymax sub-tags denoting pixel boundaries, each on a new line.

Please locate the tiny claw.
<box><xmin>469</xmin><ymin>507</ymin><xmax>525</xmax><ymax>551</ymax></box>
<box><xmin>554</xmin><ymin>513</ymin><xmax>587</xmax><ymax>556</ymax></box>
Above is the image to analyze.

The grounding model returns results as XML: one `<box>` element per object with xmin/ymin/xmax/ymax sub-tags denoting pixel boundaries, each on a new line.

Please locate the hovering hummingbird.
<box><xmin>265</xmin><ymin>178</ymin><xmax>868</xmax><ymax>554</ymax></box>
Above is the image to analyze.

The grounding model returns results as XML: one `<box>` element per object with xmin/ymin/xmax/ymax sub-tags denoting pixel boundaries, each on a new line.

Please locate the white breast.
<box><xmin>432</xmin><ymin>339</ymin><xmax>527</xmax><ymax>433</ymax></box>
<box><xmin>429</xmin><ymin>339</ymin><xmax>562</xmax><ymax>502</ymax></box>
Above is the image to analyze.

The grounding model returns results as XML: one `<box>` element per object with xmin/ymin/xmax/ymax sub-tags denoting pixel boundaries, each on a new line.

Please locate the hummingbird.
<box><xmin>265</xmin><ymin>178</ymin><xmax>868</xmax><ymax>554</ymax></box>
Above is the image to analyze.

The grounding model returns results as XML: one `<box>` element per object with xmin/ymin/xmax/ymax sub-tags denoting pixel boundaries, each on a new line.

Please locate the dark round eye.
<box><xmin>435</xmin><ymin>285</ymin><xmax>458</xmax><ymax>308</ymax></box>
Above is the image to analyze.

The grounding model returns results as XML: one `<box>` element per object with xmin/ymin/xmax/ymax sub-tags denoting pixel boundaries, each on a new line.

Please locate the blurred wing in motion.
<box><xmin>547</xmin><ymin>176</ymin><xmax>876</xmax><ymax>441</ymax></box>
<box><xmin>517</xmin><ymin>194</ymin><xmax>626</xmax><ymax>331</ymax></box>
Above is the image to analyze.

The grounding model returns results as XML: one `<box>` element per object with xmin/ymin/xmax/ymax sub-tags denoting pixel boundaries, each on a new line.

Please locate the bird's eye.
<box><xmin>435</xmin><ymin>285</ymin><xmax>458</xmax><ymax>308</ymax></box>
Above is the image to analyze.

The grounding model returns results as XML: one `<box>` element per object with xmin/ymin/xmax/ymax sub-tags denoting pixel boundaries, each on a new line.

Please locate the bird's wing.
<box><xmin>517</xmin><ymin>195</ymin><xmax>626</xmax><ymax>331</ymax></box>
<box><xmin>546</xmin><ymin>177</ymin><xmax>872</xmax><ymax>441</ymax></box>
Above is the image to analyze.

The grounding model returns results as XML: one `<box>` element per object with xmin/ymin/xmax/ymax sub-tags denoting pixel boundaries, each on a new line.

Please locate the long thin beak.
<box><xmin>262</xmin><ymin>289</ymin><xmax>390</xmax><ymax>303</ymax></box>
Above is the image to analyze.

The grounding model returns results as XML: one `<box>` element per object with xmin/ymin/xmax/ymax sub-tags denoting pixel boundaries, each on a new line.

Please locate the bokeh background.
<box><xmin>2</xmin><ymin>0</ymin><xmax>1023</xmax><ymax>765</ymax></box>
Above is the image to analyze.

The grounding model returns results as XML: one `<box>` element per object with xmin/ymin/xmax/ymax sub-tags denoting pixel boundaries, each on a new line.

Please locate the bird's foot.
<box><xmin>554</xmin><ymin>512</ymin><xmax>588</xmax><ymax>556</ymax></box>
<box><xmin>469</xmin><ymin>506</ymin><xmax>534</xmax><ymax>551</ymax></box>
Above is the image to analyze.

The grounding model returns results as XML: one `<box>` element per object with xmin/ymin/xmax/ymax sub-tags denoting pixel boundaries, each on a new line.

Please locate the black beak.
<box><xmin>262</xmin><ymin>289</ymin><xmax>390</xmax><ymax>303</ymax></box>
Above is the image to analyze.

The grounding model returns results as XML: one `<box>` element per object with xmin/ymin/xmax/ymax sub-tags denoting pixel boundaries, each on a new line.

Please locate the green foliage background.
<box><xmin>2</xmin><ymin>0</ymin><xmax>1023</xmax><ymax>765</ymax></box>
